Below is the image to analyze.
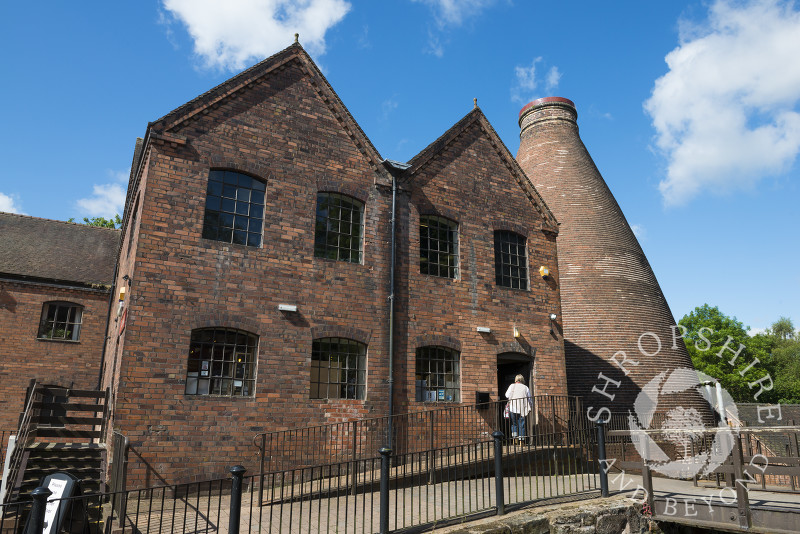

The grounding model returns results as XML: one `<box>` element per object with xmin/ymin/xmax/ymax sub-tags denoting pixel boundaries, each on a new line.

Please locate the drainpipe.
<box><xmin>382</xmin><ymin>160</ymin><xmax>410</xmax><ymax>449</ymax></box>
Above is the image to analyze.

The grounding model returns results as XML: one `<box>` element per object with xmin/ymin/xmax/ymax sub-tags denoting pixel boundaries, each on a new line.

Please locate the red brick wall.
<box><xmin>0</xmin><ymin>280</ymin><xmax>108</xmax><ymax>429</ymax></box>
<box><xmin>105</xmin><ymin>59</ymin><xmax>393</xmax><ymax>487</ymax></box>
<box><xmin>394</xmin><ymin>120</ymin><xmax>566</xmax><ymax>417</ymax></box>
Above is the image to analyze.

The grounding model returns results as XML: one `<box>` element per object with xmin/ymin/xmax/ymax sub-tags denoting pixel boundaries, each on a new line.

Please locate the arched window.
<box><xmin>185</xmin><ymin>328</ymin><xmax>257</xmax><ymax>397</ymax></box>
<box><xmin>420</xmin><ymin>215</ymin><xmax>458</xmax><ymax>278</ymax></box>
<box><xmin>494</xmin><ymin>230</ymin><xmax>528</xmax><ymax>290</ymax></box>
<box><xmin>416</xmin><ymin>346</ymin><xmax>460</xmax><ymax>402</ymax></box>
<box><xmin>314</xmin><ymin>193</ymin><xmax>364</xmax><ymax>263</ymax></box>
<box><xmin>202</xmin><ymin>170</ymin><xmax>265</xmax><ymax>247</ymax></box>
<box><xmin>311</xmin><ymin>338</ymin><xmax>366</xmax><ymax>400</ymax></box>
<box><xmin>38</xmin><ymin>302</ymin><xmax>83</xmax><ymax>341</ymax></box>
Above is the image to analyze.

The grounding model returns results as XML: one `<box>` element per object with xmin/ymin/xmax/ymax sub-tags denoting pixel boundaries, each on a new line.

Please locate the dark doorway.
<box><xmin>497</xmin><ymin>352</ymin><xmax>532</xmax><ymax>398</ymax></box>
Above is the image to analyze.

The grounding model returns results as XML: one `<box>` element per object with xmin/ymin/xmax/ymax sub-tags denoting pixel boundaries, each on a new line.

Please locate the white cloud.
<box><xmin>511</xmin><ymin>57</ymin><xmax>561</xmax><ymax>105</ymax></box>
<box><xmin>0</xmin><ymin>193</ymin><xmax>24</xmax><ymax>214</ymax></box>
<box><xmin>413</xmin><ymin>0</ymin><xmax>496</xmax><ymax>56</ymax></box>
<box><xmin>76</xmin><ymin>170</ymin><xmax>128</xmax><ymax>218</ymax></box>
<box><xmin>381</xmin><ymin>98</ymin><xmax>399</xmax><ymax>121</ymax></box>
<box><xmin>415</xmin><ymin>0</ymin><xmax>496</xmax><ymax>27</ymax></box>
<box><xmin>645</xmin><ymin>0</ymin><xmax>800</xmax><ymax>207</ymax></box>
<box><xmin>161</xmin><ymin>0</ymin><xmax>351</xmax><ymax>71</ymax></box>
<box><xmin>545</xmin><ymin>66</ymin><xmax>561</xmax><ymax>93</ymax></box>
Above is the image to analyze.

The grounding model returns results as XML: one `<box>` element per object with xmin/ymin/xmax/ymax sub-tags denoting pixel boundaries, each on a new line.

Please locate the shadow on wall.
<box><xmin>565</xmin><ymin>340</ymin><xmax>641</xmax><ymax>421</ymax></box>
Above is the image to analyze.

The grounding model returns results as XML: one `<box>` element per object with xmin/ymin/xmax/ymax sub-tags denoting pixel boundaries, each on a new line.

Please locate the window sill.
<box><xmin>313</xmin><ymin>256</ymin><xmax>364</xmax><ymax>266</ymax></box>
<box><xmin>199</xmin><ymin>238</ymin><xmax>261</xmax><ymax>251</ymax></box>
<box><xmin>183</xmin><ymin>394</ymin><xmax>255</xmax><ymax>399</ymax></box>
<box><xmin>36</xmin><ymin>338</ymin><xmax>81</xmax><ymax>344</ymax></box>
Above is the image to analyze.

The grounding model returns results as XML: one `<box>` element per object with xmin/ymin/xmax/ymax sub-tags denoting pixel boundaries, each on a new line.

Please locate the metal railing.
<box><xmin>607</xmin><ymin>425</ymin><xmax>800</xmax><ymax>532</ymax></box>
<box><xmin>253</xmin><ymin>395</ymin><xmax>583</xmax><ymax>474</ymax></box>
<box><xmin>3</xmin><ymin>381</ymin><xmax>42</xmax><ymax>504</ymax></box>
<box><xmin>1</xmin><ymin>425</ymin><xmax>603</xmax><ymax>533</ymax></box>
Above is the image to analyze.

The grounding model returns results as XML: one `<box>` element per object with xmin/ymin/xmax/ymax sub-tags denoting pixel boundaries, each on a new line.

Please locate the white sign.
<box><xmin>42</xmin><ymin>478</ymin><xmax>68</xmax><ymax>534</ymax></box>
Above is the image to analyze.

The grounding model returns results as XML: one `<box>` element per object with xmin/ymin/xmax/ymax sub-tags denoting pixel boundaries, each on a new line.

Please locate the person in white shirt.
<box><xmin>505</xmin><ymin>374</ymin><xmax>533</xmax><ymax>441</ymax></box>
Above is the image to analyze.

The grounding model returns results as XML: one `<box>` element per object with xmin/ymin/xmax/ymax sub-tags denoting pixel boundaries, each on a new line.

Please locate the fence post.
<box><xmin>29</xmin><ymin>486</ymin><xmax>52</xmax><ymax>534</ymax></box>
<box><xmin>229</xmin><ymin>465</ymin><xmax>246</xmax><ymax>534</ymax></box>
<box><xmin>379</xmin><ymin>447</ymin><xmax>392</xmax><ymax>534</ymax></box>
<box><xmin>492</xmin><ymin>431</ymin><xmax>505</xmax><ymax>515</ymax></box>
<box><xmin>351</xmin><ymin>420</ymin><xmax>359</xmax><ymax>496</ymax></box>
<box><xmin>596</xmin><ymin>422</ymin><xmax>609</xmax><ymax>497</ymax></box>
<box><xmin>731</xmin><ymin>434</ymin><xmax>751</xmax><ymax>530</ymax></box>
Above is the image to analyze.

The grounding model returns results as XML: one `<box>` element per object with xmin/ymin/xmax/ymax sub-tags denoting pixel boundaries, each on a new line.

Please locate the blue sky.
<box><xmin>1</xmin><ymin>0</ymin><xmax>798</xmax><ymax>333</ymax></box>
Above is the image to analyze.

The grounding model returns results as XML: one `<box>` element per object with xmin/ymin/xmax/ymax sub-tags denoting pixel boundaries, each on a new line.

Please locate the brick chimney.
<box><xmin>517</xmin><ymin>97</ymin><xmax>706</xmax><ymax>419</ymax></box>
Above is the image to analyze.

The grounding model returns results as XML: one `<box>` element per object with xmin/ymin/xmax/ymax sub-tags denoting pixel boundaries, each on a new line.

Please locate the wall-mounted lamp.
<box><xmin>122</xmin><ymin>274</ymin><xmax>132</xmax><ymax>285</ymax></box>
<box><xmin>538</xmin><ymin>266</ymin><xmax>550</xmax><ymax>278</ymax></box>
<box><xmin>549</xmin><ymin>313</ymin><xmax>557</xmax><ymax>335</ymax></box>
<box><xmin>513</xmin><ymin>327</ymin><xmax>521</xmax><ymax>338</ymax></box>
<box><xmin>278</xmin><ymin>304</ymin><xmax>298</xmax><ymax>312</ymax></box>
<box><xmin>549</xmin><ymin>313</ymin><xmax>557</xmax><ymax>321</ymax></box>
<box><xmin>476</xmin><ymin>326</ymin><xmax>491</xmax><ymax>334</ymax></box>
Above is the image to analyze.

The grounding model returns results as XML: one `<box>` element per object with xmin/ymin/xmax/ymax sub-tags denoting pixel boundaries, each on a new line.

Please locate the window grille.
<box><xmin>420</xmin><ymin>215</ymin><xmax>458</xmax><ymax>278</ymax></box>
<box><xmin>311</xmin><ymin>338</ymin><xmax>366</xmax><ymax>400</ymax></box>
<box><xmin>494</xmin><ymin>230</ymin><xmax>528</xmax><ymax>289</ymax></box>
<box><xmin>38</xmin><ymin>302</ymin><xmax>83</xmax><ymax>341</ymax></box>
<box><xmin>314</xmin><ymin>193</ymin><xmax>364</xmax><ymax>263</ymax></box>
<box><xmin>415</xmin><ymin>346</ymin><xmax>460</xmax><ymax>402</ymax></box>
<box><xmin>186</xmin><ymin>328</ymin><xmax>257</xmax><ymax>397</ymax></box>
<box><xmin>202</xmin><ymin>170</ymin><xmax>265</xmax><ymax>247</ymax></box>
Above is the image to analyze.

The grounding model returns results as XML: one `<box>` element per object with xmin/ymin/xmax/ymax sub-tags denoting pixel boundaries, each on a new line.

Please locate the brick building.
<box><xmin>0</xmin><ymin>213</ymin><xmax>119</xmax><ymax>430</ymax></box>
<box><xmin>101</xmin><ymin>43</ymin><xmax>566</xmax><ymax>486</ymax></box>
<box><xmin>0</xmin><ymin>43</ymin><xmax>706</xmax><ymax>488</ymax></box>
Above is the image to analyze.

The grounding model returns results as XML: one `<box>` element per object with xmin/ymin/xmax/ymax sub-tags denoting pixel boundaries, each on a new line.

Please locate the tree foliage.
<box><xmin>679</xmin><ymin>305</ymin><xmax>800</xmax><ymax>404</ymax></box>
<box><xmin>67</xmin><ymin>215</ymin><xmax>122</xmax><ymax>229</ymax></box>
<box><xmin>771</xmin><ymin>316</ymin><xmax>796</xmax><ymax>340</ymax></box>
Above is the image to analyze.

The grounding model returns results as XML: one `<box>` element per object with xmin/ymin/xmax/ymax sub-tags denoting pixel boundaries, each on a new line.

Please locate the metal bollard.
<box><xmin>492</xmin><ymin>431</ymin><xmax>505</xmax><ymax>515</ymax></box>
<box><xmin>229</xmin><ymin>465</ymin><xmax>246</xmax><ymax>534</ymax></box>
<box><xmin>379</xmin><ymin>447</ymin><xmax>392</xmax><ymax>534</ymax></box>
<box><xmin>29</xmin><ymin>486</ymin><xmax>52</xmax><ymax>534</ymax></box>
<box><xmin>596</xmin><ymin>421</ymin><xmax>609</xmax><ymax>497</ymax></box>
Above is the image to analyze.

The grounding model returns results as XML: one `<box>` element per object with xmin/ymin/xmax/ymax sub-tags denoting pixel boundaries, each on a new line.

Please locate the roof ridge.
<box><xmin>150</xmin><ymin>43</ymin><xmax>301</xmax><ymax>131</ymax></box>
<box><xmin>0</xmin><ymin>211</ymin><xmax>121</xmax><ymax>232</ymax></box>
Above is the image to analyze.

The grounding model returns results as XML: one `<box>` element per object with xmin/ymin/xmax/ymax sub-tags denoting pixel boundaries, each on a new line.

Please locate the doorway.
<box><xmin>497</xmin><ymin>352</ymin><xmax>532</xmax><ymax>398</ymax></box>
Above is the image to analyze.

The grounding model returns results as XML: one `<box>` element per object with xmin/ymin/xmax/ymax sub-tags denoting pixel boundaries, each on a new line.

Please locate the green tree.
<box><xmin>67</xmin><ymin>215</ymin><xmax>121</xmax><ymax>229</ymax></box>
<box><xmin>679</xmin><ymin>305</ymin><xmax>776</xmax><ymax>403</ymax></box>
<box><xmin>771</xmin><ymin>316</ymin><xmax>796</xmax><ymax>340</ymax></box>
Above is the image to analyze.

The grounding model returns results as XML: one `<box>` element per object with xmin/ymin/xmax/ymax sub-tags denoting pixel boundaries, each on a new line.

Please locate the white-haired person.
<box><xmin>505</xmin><ymin>374</ymin><xmax>533</xmax><ymax>441</ymax></box>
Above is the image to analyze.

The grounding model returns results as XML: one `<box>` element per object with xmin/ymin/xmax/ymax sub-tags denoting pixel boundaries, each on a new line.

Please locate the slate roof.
<box><xmin>0</xmin><ymin>212</ymin><xmax>119</xmax><ymax>287</ymax></box>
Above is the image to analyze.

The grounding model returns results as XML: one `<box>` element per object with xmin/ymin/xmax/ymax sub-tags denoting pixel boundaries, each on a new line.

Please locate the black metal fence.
<box><xmin>1</xmin><ymin>427</ymin><xmax>603</xmax><ymax>533</ymax></box>
<box><xmin>253</xmin><ymin>395</ymin><xmax>583</xmax><ymax>474</ymax></box>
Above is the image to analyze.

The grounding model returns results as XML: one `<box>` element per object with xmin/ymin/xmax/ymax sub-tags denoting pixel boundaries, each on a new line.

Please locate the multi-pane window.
<box><xmin>311</xmin><ymin>338</ymin><xmax>366</xmax><ymax>400</ymax></box>
<box><xmin>416</xmin><ymin>346</ymin><xmax>460</xmax><ymax>402</ymax></box>
<box><xmin>185</xmin><ymin>328</ymin><xmax>257</xmax><ymax>397</ymax></box>
<box><xmin>420</xmin><ymin>216</ymin><xmax>458</xmax><ymax>278</ymax></box>
<box><xmin>314</xmin><ymin>193</ymin><xmax>364</xmax><ymax>263</ymax></box>
<box><xmin>202</xmin><ymin>170</ymin><xmax>265</xmax><ymax>247</ymax></box>
<box><xmin>37</xmin><ymin>302</ymin><xmax>82</xmax><ymax>341</ymax></box>
<box><xmin>494</xmin><ymin>230</ymin><xmax>528</xmax><ymax>290</ymax></box>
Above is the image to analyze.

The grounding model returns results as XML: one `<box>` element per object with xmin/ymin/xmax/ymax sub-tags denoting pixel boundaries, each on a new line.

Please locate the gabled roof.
<box><xmin>0</xmin><ymin>212</ymin><xmax>119</xmax><ymax>287</ymax></box>
<box><xmin>147</xmin><ymin>42</ymin><xmax>385</xmax><ymax>176</ymax></box>
<box><xmin>404</xmin><ymin>108</ymin><xmax>559</xmax><ymax>231</ymax></box>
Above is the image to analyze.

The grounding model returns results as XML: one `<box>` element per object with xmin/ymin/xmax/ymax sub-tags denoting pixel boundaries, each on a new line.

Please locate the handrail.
<box><xmin>252</xmin><ymin>395</ymin><xmax>584</xmax><ymax>473</ymax></box>
<box><xmin>3</xmin><ymin>381</ymin><xmax>41</xmax><ymax>504</ymax></box>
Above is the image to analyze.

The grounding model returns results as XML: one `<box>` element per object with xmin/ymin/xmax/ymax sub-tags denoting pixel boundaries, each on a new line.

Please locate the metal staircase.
<box><xmin>3</xmin><ymin>382</ymin><xmax>109</xmax><ymax>503</ymax></box>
